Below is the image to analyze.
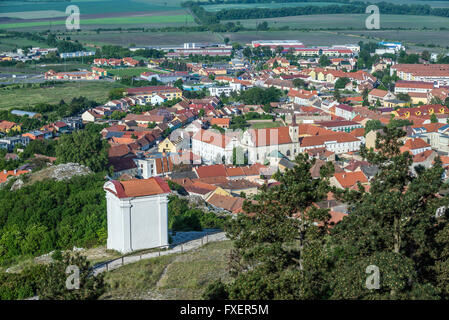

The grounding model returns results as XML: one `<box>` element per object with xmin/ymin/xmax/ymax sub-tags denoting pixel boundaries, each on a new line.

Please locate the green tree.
<box><xmin>225</xmin><ymin>154</ymin><xmax>334</xmax><ymax>299</ymax></box>
<box><xmin>334</xmin><ymin>77</ymin><xmax>350</xmax><ymax>90</ymax></box>
<box><xmin>331</xmin><ymin>126</ymin><xmax>447</xmax><ymax>299</ymax></box>
<box><xmin>38</xmin><ymin>252</ymin><xmax>106</xmax><ymax>300</ymax></box>
<box><xmin>431</xmin><ymin>113</ymin><xmax>438</xmax><ymax>123</ymax></box>
<box><xmin>364</xmin><ymin>119</ymin><xmax>383</xmax><ymax>136</ymax></box>
<box><xmin>55</xmin><ymin>131</ymin><xmax>110</xmax><ymax>172</ymax></box>
<box><xmin>319</xmin><ymin>55</ymin><xmax>331</xmax><ymax>67</ymax></box>
<box><xmin>108</xmin><ymin>88</ymin><xmax>125</xmax><ymax>100</ymax></box>
<box><xmin>292</xmin><ymin>78</ymin><xmax>305</xmax><ymax>89</ymax></box>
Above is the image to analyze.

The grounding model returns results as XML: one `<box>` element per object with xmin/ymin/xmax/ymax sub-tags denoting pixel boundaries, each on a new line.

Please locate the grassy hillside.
<box><xmin>101</xmin><ymin>241</ymin><xmax>233</xmax><ymax>300</ymax></box>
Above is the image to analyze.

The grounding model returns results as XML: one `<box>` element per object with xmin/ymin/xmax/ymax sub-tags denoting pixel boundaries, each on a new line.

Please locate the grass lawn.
<box><xmin>251</xmin><ymin>121</ymin><xmax>284</xmax><ymax>129</ymax></box>
<box><xmin>105</xmin><ymin>67</ymin><xmax>149</xmax><ymax>77</ymax></box>
<box><xmin>0</xmin><ymin>81</ymin><xmax>126</xmax><ymax>109</ymax></box>
<box><xmin>101</xmin><ymin>240</ymin><xmax>233</xmax><ymax>300</ymax></box>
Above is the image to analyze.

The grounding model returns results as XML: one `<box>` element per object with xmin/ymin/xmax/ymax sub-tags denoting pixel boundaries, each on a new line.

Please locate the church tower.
<box><xmin>289</xmin><ymin>114</ymin><xmax>299</xmax><ymax>143</ymax></box>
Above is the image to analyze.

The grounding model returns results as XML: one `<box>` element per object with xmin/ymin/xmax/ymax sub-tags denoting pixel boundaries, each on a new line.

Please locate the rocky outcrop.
<box><xmin>9</xmin><ymin>163</ymin><xmax>92</xmax><ymax>190</ymax></box>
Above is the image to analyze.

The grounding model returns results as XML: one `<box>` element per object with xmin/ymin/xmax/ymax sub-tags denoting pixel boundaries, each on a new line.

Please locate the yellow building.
<box><xmin>158</xmin><ymin>137</ymin><xmax>178</xmax><ymax>153</ymax></box>
<box><xmin>0</xmin><ymin>121</ymin><xmax>21</xmax><ymax>133</ymax></box>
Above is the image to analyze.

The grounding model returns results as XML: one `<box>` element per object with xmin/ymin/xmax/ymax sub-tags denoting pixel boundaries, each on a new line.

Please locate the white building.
<box><xmin>103</xmin><ymin>178</ymin><xmax>171</xmax><ymax>253</ymax></box>
<box><xmin>240</xmin><ymin>124</ymin><xmax>300</xmax><ymax>164</ymax></box>
<box><xmin>299</xmin><ymin>133</ymin><xmax>362</xmax><ymax>155</ymax></box>
<box><xmin>334</xmin><ymin>104</ymin><xmax>355</xmax><ymax>120</ymax></box>
<box><xmin>192</xmin><ymin>129</ymin><xmax>239</xmax><ymax>164</ymax></box>
<box><xmin>209</xmin><ymin>82</ymin><xmax>242</xmax><ymax>97</ymax></box>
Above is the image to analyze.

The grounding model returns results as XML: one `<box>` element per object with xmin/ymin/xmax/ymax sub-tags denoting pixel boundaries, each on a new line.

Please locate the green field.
<box><xmin>0</xmin><ymin>36</ymin><xmax>44</xmax><ymax>51</ymax></box>
<box><xmin>251</xmin><ymin>121</ymin><xmax>284</xmax><ymax>129</ymax></box>
<box><xmin>0</xmin><ymin>0</ymin><xmax>184</xmax><ymax>16</ymax></box>
<box><xmin>0</xmin><ymin>14</ymin><xmax>194</xmax><ymax>29</ymax></box>
<box><xmin>0</xmin><ymin>0</ymin><xmax>194</xmax><ymax>30</ymax></box>
<box><xmin>101</xmin><ymin>241</ymin><xmax>232</xmax><ymax>300</ymax></box>
<box><xmin>106</xmin><ymin>67</ymin><xmax>149</xmax><ymax>77</ymax></box>
<box><xmin>341</xmin><ymin>30</ymin><xmax>449</xmax><ymax>48</ymax></box>
<box><xmin>369</xmin><ymin>0</ymin><xmax>449</xmax><ymax>7</ymax></box>
<box><xmin>0</xmin><ymin>81</ymin><xmax>126</xmax><ymax>109</ymax></box>
<box><xmin>229</xmin><ymin>14</ymin><xmax>449</xmax><ymax>30</ymax></box>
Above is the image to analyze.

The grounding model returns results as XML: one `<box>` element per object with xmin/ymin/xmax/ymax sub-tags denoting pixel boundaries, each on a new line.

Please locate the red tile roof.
<box><xmin>195</xmin><ymin>164</ymin><xmax>227</xmax><ymax>179</ymax></box>
<box><xmin>247</xmin><ymin>127</ymin><xmax>293</xmax><ymax>147</ymax></box>
<box><xmin>0</xmin><ymin>169</ymin><xmax>29</xmax><ymax>183</ymax></box>
<box><xmin>401</xmin><ymin>138</ymin><xmax>430</xmax><ymax>151</ymax></box>
<box><xmin>105</xmin><ymin>177</ymin><xmax>170</xmax><ymax>198</ymax></box>
<box><xmin>206</xmin><ymin>193</ymin><xmax>245</xmax><ymax>213</ymax></box>
<box><xmin>333</xmin><ymin>171</ymin><xmax>368</xmax><ymax>189</ymax></box>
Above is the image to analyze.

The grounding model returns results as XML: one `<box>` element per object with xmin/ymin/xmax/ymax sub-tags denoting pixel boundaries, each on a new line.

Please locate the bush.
<box><xmin>202</xmin><ymin>280</ymin><xmax>229</xmax><ymax>300</ymax></box>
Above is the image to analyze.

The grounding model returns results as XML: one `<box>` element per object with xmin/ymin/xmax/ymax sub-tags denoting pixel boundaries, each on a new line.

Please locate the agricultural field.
<box><xmin>369</xmin><ymin>0</ymin><xmax>449</xmax><ymax>7</ymax></box>
<box><xmin>0</xmin><ymin>36</ymin><xmax>44</xmax><ymax>51</ymax></box>
<box><xmin>341</xmin><ymin>30</ymin><xmax>449</xmax><ymax>48</ymax></box>
<box><xmin>228</xmin><ymin>14</ymin><xmax>449</xmax><ymax>30</ymax></box>
<box><xmin>0</xmin><ymin>81</ymin><xmax>125</xmax><ymax>109</ymax></box>
<box><xmin>0</xmin><ymin>0</ymin><xmax>184</xmax><ymax>16</ymax></box>
<box><xmin>0</xmin><ymin>0</ymin><xmax>194</xmax><ymax>30</ymax></box>
<box><xmin>70</xmin><ymin>31</ymin><xmax>221</xmax><ymax>47</ymax></box>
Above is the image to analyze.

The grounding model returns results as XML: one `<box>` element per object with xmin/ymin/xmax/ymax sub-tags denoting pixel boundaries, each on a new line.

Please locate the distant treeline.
<box><xmin>183</xmin><ymin>0</ymin><xmax>353</xmax><ymax>5</ymax></box>
<box><xmin>183</xmin><ymin>1</ymin><xmax>449</xmax><ymax>25</ymax></box>
<box><xmin>216</xmin><ymin>3</ymin><xmax>449</xmax><ymax>20</ymax></box>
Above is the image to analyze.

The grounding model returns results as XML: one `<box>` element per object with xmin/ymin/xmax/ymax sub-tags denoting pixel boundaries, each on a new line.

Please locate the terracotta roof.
<box><xmin>395</xmin><ymin>80</ymin><xmax>434</xmax><ymax>89</ymax></box>
<box><xmin>195</xmin><ymin>164</ymin><xmax>227</xmax><ymax>178</ymax></box>
<box><xmin>300</xmin><ymin>132</ymin><xmax>359</xmax><ymax>147</ymax></box>
<box><xmin>401</xmin><ymin>138</ymin><xmax>430</xmax><ymax>151</ymax></box>
<box><xmin>210</xmin><ymin>118</ymin><xmax>230</xmax><ymax>126</ymax></box>
<box><xmin>0</xmin><ymin>169</ymin><xmax>29</xmax><ymax>184</ymax></box>
<box><xmin>333</xmin><ymin>171</ymin><xmax>368</xmax><ymax>188</ymax></box>
<box><xmin>310</xmin><ymin>159</ymin><xmax>344</xmax><ymax>179</ymax></box>
<box><xmin>369</xmin><ymin>88</ymin><xmax>388</xmax><ymax>98</ymax></box>
<box><xmin>247</xmin><ymin>127</ymin><xmax>293</xmax><ymax>147</ymax></box>
<box><xmin>109</xmin><ymin>157</ymin><xmax>137</xmax><ymax>172</ymax></box>
<box><xmin>192</xmin><ymin>129</ymin><xmax>233</xmax><ymax>148</ymax></box>
<box><xmin>225</xmin><ymin>166</ymin><xmax>246</xmax><ymax>177</ymax></box>
<box><xmin>0</xmin><ymin>120</ymin><xmax>18</xmax><ymax>130</ymax></box>
<box><xmin>206</xmin><ymin>193</ymin><xmax>245</xmax><ymax>213</ymax></box>
<box><xmin>108</xmin><ymin>144</ymin><xmax>132</xmax><ymax>158</ymax></box>
<box><xmin>413</xmin><ymin>149</ymin><xmax>435</xmax><ymax>163</ymax></box>
<box><xmin>105</xmin><ymin>177</ymin><xmax>170</xmax><ymax>198</ymax></box>
<box><xmin>184</xmin><ymin>181</ymin><xmax>217</xmax><ymax>195</ymax></box>
<box><xmin>349</xmin><ymin>127</ymin><xmax>365</xmax><ymax>137</ymax></box>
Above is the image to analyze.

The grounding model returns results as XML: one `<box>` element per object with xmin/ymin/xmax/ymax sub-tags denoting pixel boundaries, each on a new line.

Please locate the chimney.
<box><xmin>3</xmin><ymin>170</ymin><xmax>6</xmax><ymax>174</ymax></box>
<box><xmin>14</xmin><ymin>169</ymin><xmax>17</xmax><ymax>174</ymax></box>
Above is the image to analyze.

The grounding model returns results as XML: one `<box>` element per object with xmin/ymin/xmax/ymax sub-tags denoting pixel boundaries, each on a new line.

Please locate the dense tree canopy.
<box><xmin>0</xmin><ymin>173</ymin><xmax>107</xmax><ymax>266</ymax></box>
<box><xmin>55</xmin><ymin>130</ymin><xmax>110</xmax><ymax>172</ymax></box>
